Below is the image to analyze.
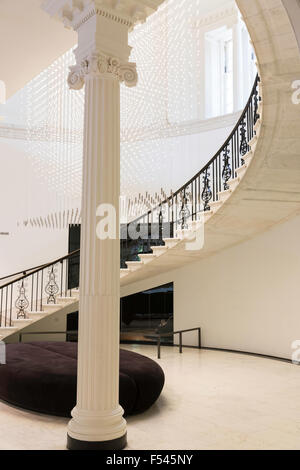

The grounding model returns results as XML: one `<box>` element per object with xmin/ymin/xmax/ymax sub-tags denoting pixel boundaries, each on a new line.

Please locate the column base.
<box><xmin>67</xmin><ymin>432</ymin><xmax>127</xmax><ymax>451</ymax></box>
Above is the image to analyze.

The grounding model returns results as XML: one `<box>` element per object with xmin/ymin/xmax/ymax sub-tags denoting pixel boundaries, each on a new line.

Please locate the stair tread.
<box><xmin>28</xmin><ymin>311</ymin><xmax>47</xmax><ymax>314</ymax></box>
<box><xmin>0</xmin><ymin>326</ymin><xmax>18</xmax><ymax>331</ymax></box>
<box><xmin>57</xmin><ymin>296</ymin><xmax>78</xmax><ymax>300</ymax></box>
<box><xmin>13</xmin><ymin>319</ymin><xmax>33</xmax><ymax>323</ymax></box>
<box><xmin>139</xmin><ymin>253</ymin><xmax>156</xmax><ymax>257</ymax></box>
<box><xmin>42</xmin><ymin>303</ymin><xmax>65</xmax><ymax>308</ymax></box>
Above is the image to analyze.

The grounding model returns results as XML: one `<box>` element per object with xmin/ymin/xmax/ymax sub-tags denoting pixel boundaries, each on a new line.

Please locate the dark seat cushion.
<box><xmin>0</xmin><ymin>342</ymin><xmax>164</xmax><ymax>417</ymax></box>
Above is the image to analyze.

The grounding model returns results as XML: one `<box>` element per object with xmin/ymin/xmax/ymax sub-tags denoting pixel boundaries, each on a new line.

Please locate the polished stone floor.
<box><xmin>0</xmin><ymin>344</ymin><xmax>299</xmax><ymax>450</ymax></box>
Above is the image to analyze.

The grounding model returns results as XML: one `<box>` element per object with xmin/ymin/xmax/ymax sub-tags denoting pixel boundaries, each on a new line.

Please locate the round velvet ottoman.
<box><xmin>0</xmin><ymin>342</ymin><xmax>164</xmax><ymax>417</ymax></box>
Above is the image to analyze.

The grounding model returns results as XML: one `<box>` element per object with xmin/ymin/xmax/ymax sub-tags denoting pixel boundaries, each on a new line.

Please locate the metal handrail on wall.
<box><xmin>18</xmin><ymin>328</ymin><xmax>201</xmax><ymax>360</ymax></box>
<box><xmin>155</xmin><ymin>327</ymin><xmax>202</xmax><ymax>359</ymax></box>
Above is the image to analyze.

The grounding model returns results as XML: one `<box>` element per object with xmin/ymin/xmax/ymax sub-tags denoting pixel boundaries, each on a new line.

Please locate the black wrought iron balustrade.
<box><xmin>120</xmin><ymin>221</ymin><xmax>173</xmax><ymax>267</ymax></box>
<box><xmin>124</xmin><ymin>75</ymin><xmax>261</xmax><ymax>245</ymax></box>
<box><xmin>0</xmin><ymin>250</ymin><xmax>80</xmax><ymax>328</ymax></box>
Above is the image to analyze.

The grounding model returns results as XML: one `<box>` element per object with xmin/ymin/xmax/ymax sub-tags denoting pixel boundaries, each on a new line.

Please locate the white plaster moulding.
<box><xmin>121</xmin><ymin>111</ymin><xmax>243</xmax><ymax>143</ymax></box>
<box><xmin>191</xmin><ymin>1</ymin><xmax>237</xmax><ymax>29</ymax></box>
<box><xmin>42</xmin><ymin>0</ymin><xmax>165</xmax><ymax>32</ymax></box>
<box><xmin>0</xmin><ymin>111</ymin><xmax>242</xmax><ymax>144</ymax></box>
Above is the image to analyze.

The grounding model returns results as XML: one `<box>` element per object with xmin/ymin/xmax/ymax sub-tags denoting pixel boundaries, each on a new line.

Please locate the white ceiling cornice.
<box><xmin>42</xmin><ymin>0</ymin><xmax>165</xmax><ymax>31</ymax></box>
<box><xmin>192</xmin><ymin>1</ymin><xmax>237</xmax><ymax>28</ymax></box>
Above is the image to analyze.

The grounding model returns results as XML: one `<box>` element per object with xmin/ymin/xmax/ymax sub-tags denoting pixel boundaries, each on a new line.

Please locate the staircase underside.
<box><xmin>121</xmin><ymin>0</ymin><xmax>300</xmax><ymax>289</ymax></box>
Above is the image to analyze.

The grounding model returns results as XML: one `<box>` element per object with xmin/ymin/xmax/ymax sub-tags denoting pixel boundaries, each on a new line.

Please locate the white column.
<box><xmin>67</xmin><ymin>66</ymin><xmax>124</xmax><ymax>450</ymax></box>
<box><xmin>42</xmin><ymin>0</ymin><xmax>164</xmax><ymax>451</ymax></box>
<box><xmin>66</xmin><ymin>55</ymin><xmax>137</xmax><ymax>450</ymax></box>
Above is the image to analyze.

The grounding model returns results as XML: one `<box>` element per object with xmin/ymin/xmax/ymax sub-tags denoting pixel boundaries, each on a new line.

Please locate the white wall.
<box><xmin>121</xmin><ymin>213</ymin><xmax>300</xmax><ymax>359</ymax></box>
<box><xmin>0</xmin><ymin>137</ymin><xmax>68</xmax><ymax>278</ymax></box>
<box><xmin>165</xmin><ymin>124</ymin><xmax>234</xmax><ymax>192</ymax></box>
<box><xmin>121</xmin><ymin>117</ymin><xmax>237</xmax><ymax>198</ymax></box>
<box><xmin>283</xmin><ymin>0</ymin><xmax>300</xmax><ymax>51</ymax></box>
<box><xmin>0</xmin><ymin>116</ymin><xmax>235</xmax><ymax>278</ymax></box>
<box><xmin>0</xmin><ymin>227</ymin><xmax>68</xmax><ymax>279</ymax></box>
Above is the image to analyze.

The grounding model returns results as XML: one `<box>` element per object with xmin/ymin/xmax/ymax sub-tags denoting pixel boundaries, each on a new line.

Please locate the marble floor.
<box><xmin>0</xmin><ymin>344</ymin><xmax>299</xmax><ymax>450</ymax></box>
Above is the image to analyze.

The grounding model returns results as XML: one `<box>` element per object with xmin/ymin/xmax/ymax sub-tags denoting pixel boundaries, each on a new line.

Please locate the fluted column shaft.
<box><xmin>67</xmin><ymin>75</ymin><xmax>126</xmax><ymax>446</ymax></box>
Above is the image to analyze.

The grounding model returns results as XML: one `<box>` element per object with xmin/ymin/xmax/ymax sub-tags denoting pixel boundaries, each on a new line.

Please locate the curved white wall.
<box><xmin>283</xmin><ymin>0</ymin><xmax>300</xmax><ymax>51</ymax></box>
<box><xmin>121</xmin><ymin>212</ymin><xmax>300</xmax><ymax>359</ymax></box>
<box><xmin>124</xmin><ymin>117</ymin><xmax>238</xmax><ymax>198</ymax></box>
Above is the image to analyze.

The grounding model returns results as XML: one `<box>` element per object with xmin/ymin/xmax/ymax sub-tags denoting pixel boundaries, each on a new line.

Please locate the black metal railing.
<box><xmin>0</xmin><ymin>250</ymin><xmax>80</xmax><ymax>328</ymax></box>
<box><xmin>122</xmin><ymin>75</ymin><xmax>261</xmax><ymax>246</ymax></box>
<box><xmin>146</xmin><ymin>327</ymin><xmax>202</xmax><ymax>359</ymax></box>
<box><xmin>18</xmin><ymin>330</ymin><xmax>79</xmax><ymax>343</ymax></box>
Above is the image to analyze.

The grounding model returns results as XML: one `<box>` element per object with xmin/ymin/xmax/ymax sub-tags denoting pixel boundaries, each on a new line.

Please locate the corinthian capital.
<box><xmin>43</xmin><ymin>0</ymin><xmax>164</xmax><ymax>90</ymax></box>
<box><xmin>67</xmin><ymin>52</ymin><xmax>138</xmax><ymax>90</ymax></box>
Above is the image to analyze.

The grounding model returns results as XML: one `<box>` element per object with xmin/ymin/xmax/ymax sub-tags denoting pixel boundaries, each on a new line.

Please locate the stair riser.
<box><xmin>151</xmin><ymin>248</ymin><xmax>168</xmax><ymax>257</ymax></box>
<box><xmin>138</xmin><ymin>255</ymin><xmax>156</xmax><ymax>264</ymax></box>
<box><xmin>56</xmin><ymin>297</ymin><xmax>78</xmax><ymax>304</ymax></box>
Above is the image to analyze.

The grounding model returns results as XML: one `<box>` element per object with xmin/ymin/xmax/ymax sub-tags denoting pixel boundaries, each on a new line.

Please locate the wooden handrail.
<box><xmin>0</xmin><ymin>263</ymin><xmax>50</xmax><ymax>282</ymax></box>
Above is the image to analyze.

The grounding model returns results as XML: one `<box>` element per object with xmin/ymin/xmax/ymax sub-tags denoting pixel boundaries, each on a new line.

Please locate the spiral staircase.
<box><xmin>1</xmin><ymin>0</ymin><xmax>300</xmax><ymax>343</ymax></box>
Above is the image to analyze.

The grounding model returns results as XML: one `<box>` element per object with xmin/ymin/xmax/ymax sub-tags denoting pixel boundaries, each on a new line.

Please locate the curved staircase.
<box><xmin>121</xmin><ymin>0</ymin><xmax>300</xmax><ymax>295</ymax></box>
<box><xmin>120</xmin><ymin>75</ymin><xmax>262</xmax><ymax>287</ymax></box>
<box><xmin>1</xmin><ymin>0</ymin><xmax>299</xmax><ymax>342</ymax></box>
<box><xmin>0</xmin><ymin>75</ymin><xmax>261</xmax><ymax>341</ymax></box>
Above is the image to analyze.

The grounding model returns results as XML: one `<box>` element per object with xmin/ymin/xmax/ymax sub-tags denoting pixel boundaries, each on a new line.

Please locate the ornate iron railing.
<box><xmin>0</xmin><ymin>76</ymin><xmax>261</xmax><ymax>327</ymax></box>
<box><xmin>122</xmin><ymin>74</ymin><xmax>261</xmax><ymax>259</ymax></box>
<box><xmin>0</xmin><ymin>250</ymin><xmax>80</xmax><ymax>328</ymax></box>
<box><xmin>124</xmin><ymin>75</ymin><xmax>261</xmax><ymax>238</ymax></box>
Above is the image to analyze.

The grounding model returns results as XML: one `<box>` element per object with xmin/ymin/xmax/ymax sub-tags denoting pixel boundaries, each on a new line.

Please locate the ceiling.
<box><xmin>0</xmin><ymin>0</ymin><xmax>235</xmax><ymax>100</ymax></box>
<box><xmin>0</xmin><ymin>0</ymin><xmax>236</xmax><ymax>100</ymax></box>
<box><xmin>0</xmin><ymin>0</ymin><xmax>76</xmax><ymax>99</ymax></box>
